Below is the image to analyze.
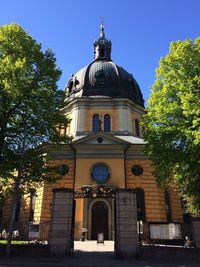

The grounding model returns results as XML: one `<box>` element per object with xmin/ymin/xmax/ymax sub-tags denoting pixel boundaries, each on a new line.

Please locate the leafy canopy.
<box><xmin>0</xmin><ymin>23</ymin><xmax>69</xmax><ymax>198</ymax></box>
<box><xmin>143</xmin><ymin>37</ymin><xmax>200</xmax><ymax>214</ymax></box>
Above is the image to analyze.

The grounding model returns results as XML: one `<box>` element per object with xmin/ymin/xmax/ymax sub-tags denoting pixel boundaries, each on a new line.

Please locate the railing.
<box><xmin>0</xmin><ymin>220</ymin><xmax>195</xmax><ymax>246</ymax></box>
<box><xmin>0</xmin><ymin>221</ymin><xmax>50</xmax><ymax>241</ymax></box>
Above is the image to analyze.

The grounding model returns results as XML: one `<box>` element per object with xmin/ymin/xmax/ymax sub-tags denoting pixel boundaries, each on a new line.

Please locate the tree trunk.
<box><xmin>6</xmin><ymin>124</ymin><xmax>28</xmax><ymax>256</ymax></box>
<box><xmin>6</xmin><ymin>175</ymin><xmax>21</xmax><ymax>256</ymax></box>
<box><xmin>0</xmin><ymin>122</ymin><xmax>7</xmax><ymax>160</ymax></box>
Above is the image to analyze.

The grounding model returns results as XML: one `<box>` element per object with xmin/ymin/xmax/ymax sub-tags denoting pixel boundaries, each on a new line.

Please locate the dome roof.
<box><xmin>64</xmin><ymin>25</ymin><xmax>144</xmax><ymax>107</ymax></box>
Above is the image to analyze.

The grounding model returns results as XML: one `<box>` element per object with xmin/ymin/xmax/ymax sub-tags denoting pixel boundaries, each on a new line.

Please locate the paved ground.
<box><xmin>0</xmin><ymin>256</ymin><xmax>199</xmax><ymax>267</ymax></box>
<box><xmin>0</xmin><ymin>241</ymin><xmax>199</xmax><ymax>267</ymax></box>
<box><xmin>74</xmin><ymin>240</ymin><xmax>114</xmax><ymax>252</ymax></box>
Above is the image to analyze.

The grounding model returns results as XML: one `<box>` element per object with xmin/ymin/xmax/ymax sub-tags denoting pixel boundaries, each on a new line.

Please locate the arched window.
<box><xmin>68</xmin><ymin>80</ymin><xmax>73</xmax><ymax>93</ymax></box>
<box><xmin>100</xmin><ymin>48</ymin><xmax>104</xmax><ymax>57</ymax></box>
<box><xmin>135</xmin><ymin>119</ymin><xmax>140</xmax><ymax>137</ymax></box>
<box><xmin>92</xmin><ymin>114</ymin><xmax>99</xmax><ymax>132</ymax></box>
<box><xmin>164</xmin><ymin>190</ymin><xmax>172</xmax><ymax>222</ymax></box>
<box><xmin>136</xmin><ymin>188</ymin><xmax>146</xmax><ymax>222</ymax></box>
<box><xmin>96</xmin><ymin>72</ymin><xmax>105</xmax><ymax>85</ymax></box>
<box><xmin>104</xmin><ymin>114</ymin><xmax>110</xmax><ymax>132</ymax></box>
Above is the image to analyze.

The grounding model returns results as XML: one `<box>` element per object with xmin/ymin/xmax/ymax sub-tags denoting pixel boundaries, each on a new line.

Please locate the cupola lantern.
<box><xmin>93</xmin><ymin>22</ymin><xmax>112</xmax><ymax>61</ymax></box>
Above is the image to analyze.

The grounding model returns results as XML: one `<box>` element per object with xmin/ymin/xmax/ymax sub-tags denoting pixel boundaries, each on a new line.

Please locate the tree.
<box><xmin>143</xmin><ymin>38</ymin><xmax>200</xmax><ymax>214</ymax></box>
<box><xmin>0</xmin><ymin>23</ymin><xmax>69</xmax><ymax>254</ymax></box>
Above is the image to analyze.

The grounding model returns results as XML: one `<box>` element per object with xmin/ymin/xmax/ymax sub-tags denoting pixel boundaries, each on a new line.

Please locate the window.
<box><xmin>132</xmin><ymin>165</ymin><xmax>143</xmax><ymax>176</ymax></box>
<box><xmin>92</xmin><ymin>114</ymin><xmax>99</xmax><ymax>132</ymax></box>
<box><xmin>136</xmin><ymin>189</ymin><xmax>146</xmax><ymax>221</ymax></box>
<box><xmin>100</xmin><ymin>48</ymin><xmax>104</xmax><ymax>57</ymax></box>
<box><xmin>68</xmin><ymin>80</ymin><xmax>73</xmax><ymax>93</ymax></box>
<box><xmin>91</xmin><ymin>164</ymin><xmax>110</xmax><ymax>184</ymax></box>
<box><xmin>164</xmin><ymin>190</ymin><xmax>172</xmax><ymax>222</ymax></box>
<box><xmin>29</xmin><ymin>193</ymin><xmax>36</xmax><ymax>222</ymax></box>
<box><xmin>96</xmin><ymin>73</ymin><xmax>105</xmax><ymax>85</ymax></box>
<box><xmin>104</xmin><ymin>114</ymin><xmax>110</xmax><ymax>132</ymax></box>
<box><xmin>135</xmin><ymin>119</ymin><xmax>140</xmax><ymax>137</ymax></box>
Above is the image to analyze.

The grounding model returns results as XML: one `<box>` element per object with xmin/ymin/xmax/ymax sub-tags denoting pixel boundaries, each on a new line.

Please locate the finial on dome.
<box><xmin>100</xmin><ymin>16</ymin><xmax>105</xmax><ymax>38</ymax></box>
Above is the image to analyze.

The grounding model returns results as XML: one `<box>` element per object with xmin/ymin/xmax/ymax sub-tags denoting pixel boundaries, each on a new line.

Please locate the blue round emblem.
<box><xmin>91</xmin><ymin>164</ymin><xmax>109</xmax><ymax>184</ymax></box>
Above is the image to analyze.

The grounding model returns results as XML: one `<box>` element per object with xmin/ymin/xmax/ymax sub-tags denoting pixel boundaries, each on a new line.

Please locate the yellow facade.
<box><xmin>1</xmin><ymin>106</ymin><xmax>183</xmax><ymax>241</ymax></box>
<box><xmin>75</xmin><ymin>158</ymin><xmax>125</xmax><ymax>190</ymax></box>
<box><xmin>1</xmin><ymin>25</ymin><xmax>184</xmax><ymax>243</ymax></box>
<box><xmin>85</xmin><ymin>108</ymin><xmax>118</xmax><ymax>132</ymax></box>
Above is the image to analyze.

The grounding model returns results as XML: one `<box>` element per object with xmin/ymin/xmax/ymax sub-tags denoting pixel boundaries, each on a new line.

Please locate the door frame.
<box><xmin>88</xmin><ymin>198</ymin><xmax>112</xmax><ymax>240</ymax></box>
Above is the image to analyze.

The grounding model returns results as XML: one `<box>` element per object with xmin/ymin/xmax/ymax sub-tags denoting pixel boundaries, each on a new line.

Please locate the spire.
<box><xmin>93</xmin><ymin>18</ymin><xmax>112</xmax><ymax>61</ymax></box>
<box><xmin>100</xmin><ymin>16</ymin><xmax>105</xmax><ymax>39</ymax></box>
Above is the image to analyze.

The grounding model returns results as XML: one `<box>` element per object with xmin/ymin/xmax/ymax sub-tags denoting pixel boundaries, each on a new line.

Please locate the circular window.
<box><xmin>91</xmin><ymin>164</ymin><xmax>110</xmax><ymax>184</ymax></box>
<box><xmin>131</xmin><ymin>165</ymin><xmax>143</xmax><ymax>176</ymax></box>
<box><xmin>97</xmin><ymin>137</ymin><xmax>103</xmax><ymax>143</ymax></box>
<box><xmin>57</xmin><ymin>164</ymin><xmax>69</xmax><ymax>175</ymax></box>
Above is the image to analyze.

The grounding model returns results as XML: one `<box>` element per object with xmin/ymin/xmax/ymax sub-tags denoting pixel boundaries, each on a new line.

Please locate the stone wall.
<box><xmin>48</xmin><ymin>188</ymin><xmax>74</xmax><ymax>256</ymax></box>
<box><xmin>115</xmin><ymin>189</ymin><xmax>138</xmax><ymax>259</ymax></box>
<box><xmin>192</xmin><ymin>218</ymin><xmax>200</xmax><ymax>248</ymax></box>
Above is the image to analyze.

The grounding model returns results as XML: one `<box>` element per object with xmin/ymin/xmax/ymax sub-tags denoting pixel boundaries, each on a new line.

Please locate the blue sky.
<box><xmin>0</xmin><ymin>0</ymin><xmax>199</xmax><ymax>104</ymax></box>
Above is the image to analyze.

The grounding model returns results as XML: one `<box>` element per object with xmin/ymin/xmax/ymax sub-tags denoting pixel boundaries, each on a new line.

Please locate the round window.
<box><xmin>57</xmin><ymin>164</ymin><xmax>69</xmax><ymax>175</ymax></box>
<box><xmin>91</xmin><ymin>164</ymin><xmax>110</xmax><ymax>184</ymax></box>
<box><xmin>97</xmin><ymin>137</ymin><xmax>103</xmax><ymax>143</ymax></box>
<box><xmin>131</xmin><ymin>165</ymin><xmax>143</xmax><ymax>176</ymax></box>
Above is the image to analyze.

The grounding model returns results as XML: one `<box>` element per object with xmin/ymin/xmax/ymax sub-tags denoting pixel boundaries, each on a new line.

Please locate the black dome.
<box><xmin>64</xmin><ymin>25</ymin><xmax>144</xmax><ymax>107</ymax></box>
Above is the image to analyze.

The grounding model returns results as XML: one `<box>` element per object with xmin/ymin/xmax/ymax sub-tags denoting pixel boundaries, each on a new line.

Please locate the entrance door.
<box><xmin>91</xmin><ymin>201</ymin><xmax>108</xmax><ymax>240</ymax></box>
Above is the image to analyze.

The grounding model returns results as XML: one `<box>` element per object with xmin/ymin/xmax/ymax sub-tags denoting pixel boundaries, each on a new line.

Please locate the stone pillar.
<box><xmin>115</xmin><ymin>189</ymin><xmax>138</xmax><ymax>259</ymax></box>
<box><xmin>49</xmin><ymin>188</ymin><xmax>74</xmax><ymax>256</ymax></box>
<box><xmin>192</xmin><ymin>218</ymin><xmax>200</xmax><ymax>248</ymax></box>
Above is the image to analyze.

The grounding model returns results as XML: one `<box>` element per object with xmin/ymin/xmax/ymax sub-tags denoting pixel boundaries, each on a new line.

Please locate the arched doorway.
<box><xmin>91</xmin><ymin>201</ymin><xmax>108</xmax><ymax>240</ymax></box>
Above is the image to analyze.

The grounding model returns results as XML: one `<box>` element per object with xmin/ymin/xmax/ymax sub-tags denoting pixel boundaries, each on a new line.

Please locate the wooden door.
<box><xmin>91</xmin><ymin>201</ymin><xmax>108</xmax><ymax>240</ymax></box>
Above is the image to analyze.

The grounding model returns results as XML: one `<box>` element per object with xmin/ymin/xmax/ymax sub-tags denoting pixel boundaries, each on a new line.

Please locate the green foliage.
<box><xmin>143</xmin><ymin>37</ymin><xmax>200</xmax><ymax>213</ymax></box>
<box><xmin>0</xmin><ymin>240</ymin><xmax>29</xmax><ymax>245</ymax></box>
<box><xmin>0</xmin><ymin>23</ymin><xmax>69</xmax><ymax>195</ymax></box>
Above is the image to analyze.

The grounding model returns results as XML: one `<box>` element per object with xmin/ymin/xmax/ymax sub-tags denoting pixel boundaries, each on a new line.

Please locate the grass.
<box><xmin>0</xmin><ymin>240</ymin><xmax>29</xmax><ymax>245</ymax></box>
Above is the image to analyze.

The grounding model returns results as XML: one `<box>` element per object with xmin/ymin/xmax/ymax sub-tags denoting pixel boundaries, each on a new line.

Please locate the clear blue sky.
<box><xmin>0</xmin><ymin>0</ymin><xmax>199</xmax><ymax>104</ymax></box>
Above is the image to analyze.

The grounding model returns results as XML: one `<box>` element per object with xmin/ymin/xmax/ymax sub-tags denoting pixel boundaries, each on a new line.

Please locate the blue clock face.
<box><xmin>91</xmin><ymin>164</ymin><xmax>109</xmax><ymax>184</ymax></box>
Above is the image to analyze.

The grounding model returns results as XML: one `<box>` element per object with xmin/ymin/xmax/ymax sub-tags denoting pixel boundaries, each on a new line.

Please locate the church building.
<box><xmin>2</xmin><ymin>23</ymin><xmax>183</xmax><ymax>243</ymax></box>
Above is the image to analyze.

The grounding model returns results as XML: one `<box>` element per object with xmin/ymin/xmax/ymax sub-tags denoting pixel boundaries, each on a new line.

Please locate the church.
<box><xmin>2</xmin><ymin>23</ymin><xmax>183</xmax><ymax>243</ymax></box>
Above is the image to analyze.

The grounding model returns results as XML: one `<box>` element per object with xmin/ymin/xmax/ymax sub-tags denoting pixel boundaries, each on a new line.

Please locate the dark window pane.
<box><xmin>135</xmin><ymin>119</ymin><xmax>140</xmax><ymax>137</ymax></box>
<box><xmin>98</xmin><ymin>73</ymin><xmax>105</xmax><ymax>84</ymax></box>
<box><xmin>100</xmin><ymin>49</ymin><xmax>104</xmax><ymax>57</ymax></box>
<box><xmin>29</xmin><ymin>194</ymin><xmax>36</xmax><ymax>222</ymax></box>
<box><xmin>136</xmin><ymin>188</ymin><xmax>146</xmax><ymax>221</ymax></box>
<box><xmin>92</xmin><ymin>114</ymin><xmax>99</xmax><ymax>132</ymax></box>
<box><xmin>104</xmin><ymin>114</ymin><xmax>110</xmax><ymax>132</ymax></box>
